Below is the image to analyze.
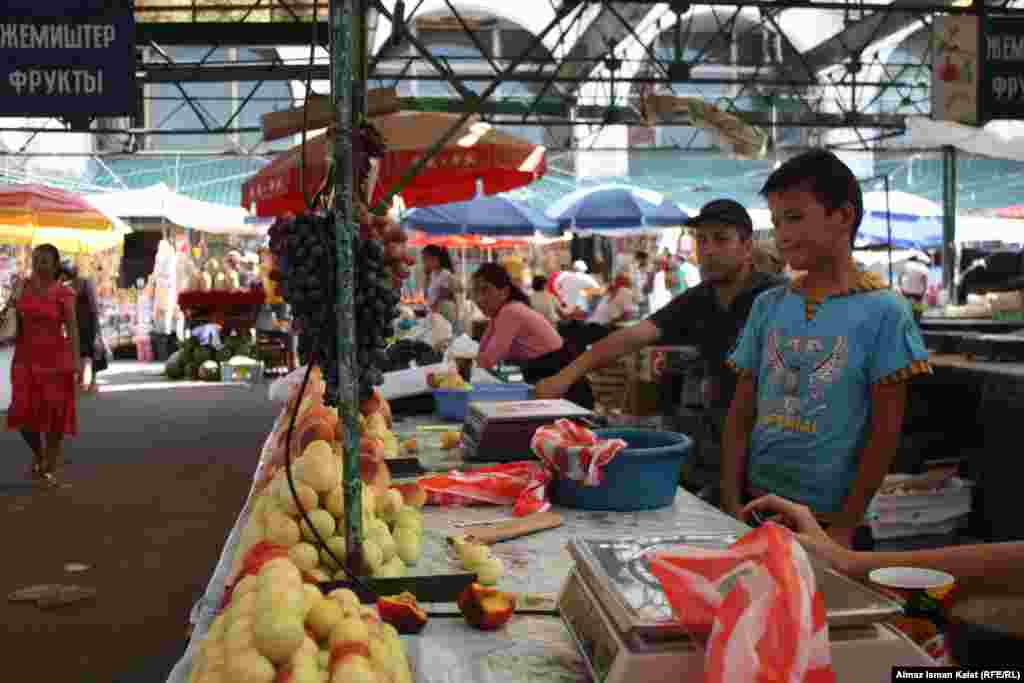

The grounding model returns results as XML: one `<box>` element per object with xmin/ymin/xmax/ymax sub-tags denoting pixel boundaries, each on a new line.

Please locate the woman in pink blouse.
<box><xmin>472</xmin><ymin>264</ymin><xmax>594</xmax><ymax>409</ymax></box>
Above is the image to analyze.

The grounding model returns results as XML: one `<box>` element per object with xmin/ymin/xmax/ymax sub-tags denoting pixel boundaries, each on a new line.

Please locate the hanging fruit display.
<box><xmin>267</xmin><ymin>121</ymin><xmax>414</xmax><ymax>407</ymax></box>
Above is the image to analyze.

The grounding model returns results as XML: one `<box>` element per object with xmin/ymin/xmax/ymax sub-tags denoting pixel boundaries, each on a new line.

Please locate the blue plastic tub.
<box><xmin>433</xmin><ymin>382</ymin><xmax>533</xmax><ymax>422</ymax></box>
<box><xmin>552</xmin><ymin>429</ymin><xmax>691</xmax><ymax>511</ymax></box>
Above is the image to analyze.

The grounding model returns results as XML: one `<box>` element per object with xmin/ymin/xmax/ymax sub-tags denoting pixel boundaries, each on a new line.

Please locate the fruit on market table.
<box><xmin>254</xmin><ymin>612</ymin><xmax>306</xmax><ymax>664</ymax></box>
<box><xmin>459</xmin><ymin>542</ymin><xmax>491</xmax><ymax>571</ymax></box>
<box><xmin>299</xmin><ymin>509</ymin><xmax>337</xmax><ymax>542</ymax></box>
<box><xmin>306</xmin><ymin>597</ymin><xmax>345</xmax><ymax>640</ymax></box>
<box><xmin>377</xmin><ymin>592</ymin><xmax>428</xmax><ymax>634</ymax></box>
<box><xmin>457</xmin><ymin>583</ymin><xmax>517</xmax><ymax>631</ymax></box>
<box><xmin>392</xmin><ymin>527</ymin><xmax>421</xmax><ymax>566</ymax></box>
<box><xmin>475</xmin><ymin>557</ymin><xmax>505</xmax><ymax>586</ymax></box>
<box><xmin>440</xmin><ymin>431</ymin><xmax>461</xmax><ymax>450</ymax></box>
<box><xmin>226</xmin><ymin>649</ymin><xmax>277</xmax><ymax>682</ymax></box>
<box><xmin>265</xmin><ymin>512</ymin><xmax>302</xmax><ymax>548</ymax></box>
<box><xmin>287</xmin><ymin>543</ymin><xmax>320</xmax><ymax>573</ymax></box>
<box><xmin>390</xmin><ymin>482</ymin><xmax>427</xmax><ymax>509</ymax></box>
<box><xmin>194</xmin><ymin>551</ymin><xmax>414</xmax><ymax>683</ymax></box>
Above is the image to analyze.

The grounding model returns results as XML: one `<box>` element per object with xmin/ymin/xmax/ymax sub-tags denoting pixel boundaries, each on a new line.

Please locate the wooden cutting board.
<box><xmin>463</xmin><ymin>512</ymin><xmax>562</xmax><ymax>545</ymax></box>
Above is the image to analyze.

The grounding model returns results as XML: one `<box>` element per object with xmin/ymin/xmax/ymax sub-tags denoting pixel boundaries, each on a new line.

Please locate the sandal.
<box><xmin>41</xmin><ymin>472</ymin><xmax>59</xmax><ymax>488</ymax></box>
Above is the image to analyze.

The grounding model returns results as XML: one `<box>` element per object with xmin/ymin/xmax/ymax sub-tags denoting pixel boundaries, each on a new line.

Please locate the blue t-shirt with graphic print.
<box><xmin>728</xmin><ymin>284</ymin><xmax>928</xmax><ymax>513</ymax></box>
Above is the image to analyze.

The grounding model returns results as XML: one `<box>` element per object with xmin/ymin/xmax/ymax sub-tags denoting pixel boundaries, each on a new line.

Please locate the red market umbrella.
<box><xmin>241</xmin><ymin>112</ymin><xmax>547</xmax><ymax>218</ymax></box>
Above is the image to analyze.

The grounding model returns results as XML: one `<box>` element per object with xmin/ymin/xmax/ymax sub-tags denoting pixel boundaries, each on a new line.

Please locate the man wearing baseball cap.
<box><xmin>536</xmin><ymin>198</ymin><xmax>786</xmax><ymax>504</ymax></box>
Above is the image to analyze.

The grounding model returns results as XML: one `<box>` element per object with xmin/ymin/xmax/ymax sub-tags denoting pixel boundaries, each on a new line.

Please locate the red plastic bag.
<box><xmin>530</xmin><ymin>419</ymin><xmax>626</xmax><ymax>486</ymax></box>
<box><xmin>647</xmin><ymin>524</ymin><xmax>836</xmax><ymax>683</ymax></box>
<box><xmin>417</xmin><ymin>462</ymin><xmax>552</xmax><ymax>516</ymax></box>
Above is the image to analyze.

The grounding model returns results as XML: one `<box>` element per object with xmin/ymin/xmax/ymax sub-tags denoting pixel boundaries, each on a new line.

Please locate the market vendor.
<box><xmin>535</xmin><ymin>199</ymin><xmax>784</xmax><ymax>500</ymax></box>
<box><xmin>472</xmin><ymin>263</ymin><xmax>594</xmax><ymax>409</ymax></box>
<box><xmin>722</xmin><ymin>150</ymin><xmax>930</xmax><ymax>548</ymax></box>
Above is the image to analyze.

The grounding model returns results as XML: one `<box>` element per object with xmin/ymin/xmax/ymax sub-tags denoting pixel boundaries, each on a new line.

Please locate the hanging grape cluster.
<box><xmin>267</xmin><ymin>122</ymin><xmax>414</xmax><ymax>407</ymax></box>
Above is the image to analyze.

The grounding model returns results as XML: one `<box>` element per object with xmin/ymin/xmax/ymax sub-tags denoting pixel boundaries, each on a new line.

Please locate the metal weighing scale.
<box><xmin>461</xmin><ymin>399</ymin><xmax>593</xmax><ymax>462</ymax></box>
<box><xmin>558</xmin><ymin>535</ymin><xmax>938</xmax><ymax>683</ymax></box>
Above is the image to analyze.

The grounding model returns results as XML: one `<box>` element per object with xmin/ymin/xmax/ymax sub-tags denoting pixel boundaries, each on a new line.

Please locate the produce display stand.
<box><xmin>177</xmin><ymin>289</ymin><xmax>265</xmax><ymax>337</ymax></box>
<box><xmin>166</xmin><ymin>382</ymin><xmax>754</xmax><ymax>683</ymax></box>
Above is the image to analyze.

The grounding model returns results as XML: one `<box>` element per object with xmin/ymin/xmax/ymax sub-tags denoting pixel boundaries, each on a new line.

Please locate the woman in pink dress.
<box><xmin>7</xmin><ymin>244</ymin><xmax>81</xmax><ymax>487</ymax></box>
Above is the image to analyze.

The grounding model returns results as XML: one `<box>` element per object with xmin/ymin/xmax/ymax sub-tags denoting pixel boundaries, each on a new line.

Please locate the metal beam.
<box><xmin>587</xmin><ymin>0</ymin><xmax>989</xmax><ymax>13</ymax></box>
<box><xmin>799</xmin><ymin>9</ymin><xmax>922</xmax><ymax>74</ymax></box>
<box><xmin>557</xmin><ymin>3</ymin><xmax>660</xmax><ymax>95</ymax></box>
<box><xmin>142</xmin><ymin>60</ymin><xmax>917</xmax><ymax>88</ymax></box>
<box><xmin>137</xmin><ymin>21</ymin><xmax>330</xmax><ymax>46</ymax></box>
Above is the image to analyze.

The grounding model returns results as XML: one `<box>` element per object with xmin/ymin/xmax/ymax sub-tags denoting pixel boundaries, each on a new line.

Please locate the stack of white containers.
<box><xmin>867</xmin><ymin>474</ymin><xmax>974</xmax><ymax>540</ymax></box>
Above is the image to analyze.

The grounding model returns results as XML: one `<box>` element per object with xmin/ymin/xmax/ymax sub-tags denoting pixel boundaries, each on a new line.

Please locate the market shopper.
<box><xmin>722</xmin><ymin>149</ymin><xmax>931</xmax><ymax>547</ymax></box>
<box><xmin>473</xmin><ymin>263</ymin><xmax>594</xmax><ymax>409</ymax></box>
<box><xmin>529</xmin><ymin>275</ymin><xmax>561</xmax><ymax>325</ymax></box>
<box><xmin>536</xmin><ymin>199</ymin><xmax>784</xmax><ymax>501</ymax></box>
<box><xmin>633</xmin><ymin>250</ymin><xmax>655</xmax><ymax>317</ymax></box>
<box><xmin>422</xmin><ymin>245</ymin><xmax>459</xmax><ymax>327</ymax></box>
<box><xmin>7</xmin><ymin>244</ymin><xmax>81</xmax><ymax>487</ymax></box>
<box><xmin>742</xmin><ymin>494</ymin><xmax>1024</xmax><ymax>590</ymax></box>
<box><xmin>59</xmin><ymin>261</ymin><xmax>103</xmax><ymax>393</ymax></box>
<box><xmin>560</xmin><ymin>272</ymin><xmax>637</xmax><ymax>354</ymax></box>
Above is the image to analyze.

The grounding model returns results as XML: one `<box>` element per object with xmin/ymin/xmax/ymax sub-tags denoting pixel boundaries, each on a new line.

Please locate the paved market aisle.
<box><xmin>0</xmin><ymin>361</ymin><xmax>281</xmax><ymax>682</ymax></box>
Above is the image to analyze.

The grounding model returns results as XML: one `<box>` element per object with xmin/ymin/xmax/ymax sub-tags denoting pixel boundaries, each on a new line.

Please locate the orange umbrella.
<box><xmin>242</xmin><ymin>112</ymin><xmax>547</xmax><ymax>217</ymax></box>
<box><xmin>0</xmin><ymin>184</ymin><xmax>117</xmax><ymax>231</ymax></box>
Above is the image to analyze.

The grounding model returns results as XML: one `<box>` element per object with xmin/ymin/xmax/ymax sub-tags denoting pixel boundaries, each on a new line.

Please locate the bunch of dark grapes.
<box><xmin>266</xmin><ymin>122</ymin><xmax>413</xmax><ymax>408</ymax></box>
<box><xmin>353</xmin><ymin>235</ymin><xmax>400</xmax><ymax>401</ymax></box>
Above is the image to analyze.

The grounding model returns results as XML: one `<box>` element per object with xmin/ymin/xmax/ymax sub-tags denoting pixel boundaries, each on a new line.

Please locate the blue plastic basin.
<box><xmin>433</xmin><ymin>382</ymin><xmax>533</xmax><ymax>422</ymax></box>
<box><xmin>552</xmin><ymin>429</ymin><xmax>691</xmax><ymax>511</ymax></box>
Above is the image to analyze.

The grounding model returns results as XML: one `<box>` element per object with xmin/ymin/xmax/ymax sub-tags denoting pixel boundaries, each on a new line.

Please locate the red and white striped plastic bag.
<box><xmin>417</xmin><ymin>461</ymin><xmax>553</xmax><ymax>516</ymax></box>
<box><xmin>530</xmin><ymin>419</ymin><xmax>626</xmax><ymax>486</ymax></box>
<box><xmin>647</xmin><ymin>524</ymin><xmax>836</xmax><ymax>683</ymax></box>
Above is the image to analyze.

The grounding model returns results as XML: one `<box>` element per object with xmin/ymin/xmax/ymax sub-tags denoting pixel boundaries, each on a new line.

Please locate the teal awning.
<box><xmin>88</xmin><ymin>156</ymin><xmax>269</xmax><ymax>208</ymax></box>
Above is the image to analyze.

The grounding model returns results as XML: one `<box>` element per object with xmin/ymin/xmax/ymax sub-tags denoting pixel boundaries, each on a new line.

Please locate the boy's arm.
<box><xmin>721</xmin><ymin>375</ymin><xmax>757</xmax><ymax>518</ymax></box>
<box><xmin>826</xmin><ymin>381</ymin><xmax>908</xmax><ymax>544</ymax></box>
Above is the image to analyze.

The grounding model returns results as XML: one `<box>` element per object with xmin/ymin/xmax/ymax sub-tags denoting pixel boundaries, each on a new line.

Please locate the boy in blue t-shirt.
<box><xmin>721</xmin><ymin>150</ymin><xmax>931</xmax><ymax>547</ymax></box>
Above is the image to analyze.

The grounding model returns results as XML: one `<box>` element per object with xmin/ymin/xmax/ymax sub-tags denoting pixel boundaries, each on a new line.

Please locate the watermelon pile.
<box><xmin>165</xmin><ymin>335</ymin><xmax>256</xmax><ymax>381</ymax></box>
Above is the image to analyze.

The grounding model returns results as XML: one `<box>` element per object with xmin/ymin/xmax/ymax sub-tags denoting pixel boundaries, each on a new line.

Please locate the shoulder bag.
<box><xmin>0</xmin><ymin>280</ymin><xmax>23</xmax><ymax>344</ymax></box>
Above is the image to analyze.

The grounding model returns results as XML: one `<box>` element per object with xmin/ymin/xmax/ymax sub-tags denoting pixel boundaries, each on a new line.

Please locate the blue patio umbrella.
<box><xmin>857</xmin><ymin>191</ymin><xmax>944</xmax><ymax>249</ymax></box>
<box><xmin>544</xmin><ymin>184</ymin><xmax>690</xmax><ymax>233</ymax></box>
<box><xmin>401</xmin><ymin>195</ymin><xmax>560</xmax><ymax>237</ymax></box>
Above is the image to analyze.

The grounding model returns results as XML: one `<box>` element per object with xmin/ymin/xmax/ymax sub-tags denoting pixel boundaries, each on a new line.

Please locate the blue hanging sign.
<box><xmin>0</xmin><ymin>1</ymin><xmax>136</xmax><ymax>118</ymax></box>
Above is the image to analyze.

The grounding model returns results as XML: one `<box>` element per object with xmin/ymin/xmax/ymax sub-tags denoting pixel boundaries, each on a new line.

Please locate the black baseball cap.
<box><xmin>684</xmin><ymin>199</ymin><xmax>753</xmax><ymax>237</ymax></box>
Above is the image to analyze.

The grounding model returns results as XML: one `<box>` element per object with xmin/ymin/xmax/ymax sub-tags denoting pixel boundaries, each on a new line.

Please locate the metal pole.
<box><xmin>884</xmin><ymin>175</ymin><xmax>893</xmax><ymax>288</ymax></box>
<box><xmin>331</xmin><ymin>0</ymin><xmax>363</xmax><ymax>575</ymax></box>
<box><xmin>942</xmin><ymin>145</ymin><xmax>957</xmax><ymax>299</ymax></box>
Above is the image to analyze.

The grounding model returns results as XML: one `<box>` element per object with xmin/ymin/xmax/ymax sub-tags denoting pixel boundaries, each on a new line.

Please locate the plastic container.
<box><xmin>432</xmin><ymin>382</ymin><xmax>533</xmax><ymax>422</ymax></box>
<box><xmin>221</xmin><ymin>361</ymin><xmax>264</xmax><ymax>385</ymax></box>
<box><xmin>552</xmin><ymin>428</ymin><xmax>691</xmax><ymax>511</ymax></box>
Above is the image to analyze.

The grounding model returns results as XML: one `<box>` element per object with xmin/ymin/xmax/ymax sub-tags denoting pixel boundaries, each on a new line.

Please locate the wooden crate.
<box><xmin>587</xmin><ymin>358</ymin><xmax>629</xmax><ymax>412</ymax></box>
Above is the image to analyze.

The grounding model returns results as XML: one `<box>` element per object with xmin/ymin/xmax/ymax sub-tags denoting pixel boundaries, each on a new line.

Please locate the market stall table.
<box><xmin>168</xmin><ymin>403</ymin><xmax>936</xmax><ymax>683</ymax></box>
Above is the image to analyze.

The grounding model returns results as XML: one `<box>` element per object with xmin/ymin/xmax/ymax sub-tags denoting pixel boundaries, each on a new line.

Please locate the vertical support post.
<box><xmin>332</xmin><ymin>0</ymin><xmax>363</xmax><ymax>575</ymax></box>
<box><xmin>942</xmin><ymin>145</ymin><xmax>958</xmax><ymax>298</ymax></box>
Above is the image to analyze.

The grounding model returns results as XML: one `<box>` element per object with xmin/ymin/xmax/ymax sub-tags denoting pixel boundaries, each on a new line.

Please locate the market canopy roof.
<box><xmin>86</xmin><ymin>183</ymin><xmax>265</xmax><ymax>236</ymax></box>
